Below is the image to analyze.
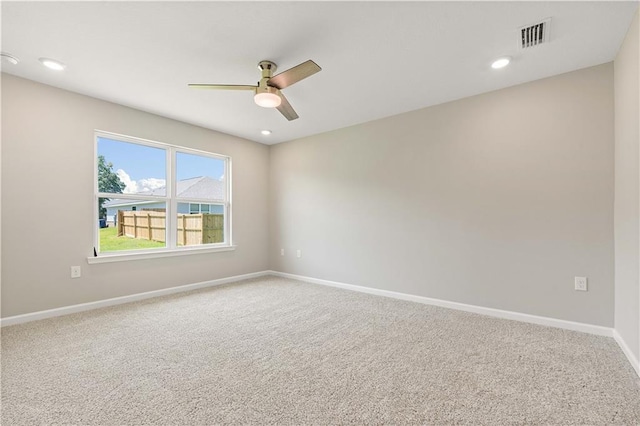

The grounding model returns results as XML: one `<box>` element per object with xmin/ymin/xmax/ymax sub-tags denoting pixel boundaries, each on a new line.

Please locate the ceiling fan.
<box><xmin>188</xmin><ymin>59</ymin><xmax>321</xmax><ymax>121</ymax></box>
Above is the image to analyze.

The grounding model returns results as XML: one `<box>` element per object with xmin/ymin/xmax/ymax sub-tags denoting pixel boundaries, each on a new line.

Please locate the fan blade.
<box><xmin>267</xmin><ymin>60</ymin><xmax>321</xmax><ymax>90</ymax></box>
<box><xmin>188</xmin><ymin>84</ymin><xmax>257</xmax><ymax>91</ymax></box>
<box><xmin>276</xmin><ymin>92</ymin><xmax>299</xmax><ymax>121</ymax></box>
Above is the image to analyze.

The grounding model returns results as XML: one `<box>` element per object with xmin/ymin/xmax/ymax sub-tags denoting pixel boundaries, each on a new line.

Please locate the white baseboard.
<box><xmin>0</xmin><ymin>271</ymin><xmax>270</xmax><ymax>327</ymax></box>
<box><xmin>613</xmin><ymin>329</ymin><xmax>640</xmax><ymax>377</ymax></box>
<box><xmin>5</xmin><ymin>269</ymin><xmax>636</xmax><ymax>378</ymax></box>
<box><xmin>268</xmin><ymin>270</ymin><xmax>614</xmax><ymax>337</ymax></box>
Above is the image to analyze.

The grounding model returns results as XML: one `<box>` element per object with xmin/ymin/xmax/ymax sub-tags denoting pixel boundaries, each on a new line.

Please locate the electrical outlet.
<box><xmin>296</xmin><ymin>249</ymin><xmax>301</xmax><ymax>258</ymax></box>
<box><xmin>71</xmin><ymin>266</ymin><xmax>81</xmax><ymax>279</ymax></box>
<box><xmin>280</xmin><ymin>248</ymin><xmax>284</xmax><ymax>256</ymax></box>
<box><xmin>575</xmin><ymin>276</ymin><xmax>587</xmax><ymax>291</ymax></box>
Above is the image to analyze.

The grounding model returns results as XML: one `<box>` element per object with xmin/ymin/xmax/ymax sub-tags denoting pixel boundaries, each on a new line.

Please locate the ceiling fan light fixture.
<box><xmin>254</xmin><ymin>91</ymin><xmax>281</xmax><ymax>108</ymax></box>
<box><xmin>189</xmin><ymin>59</ymin><xmax>321</xmax><ymax>120</ymax></box>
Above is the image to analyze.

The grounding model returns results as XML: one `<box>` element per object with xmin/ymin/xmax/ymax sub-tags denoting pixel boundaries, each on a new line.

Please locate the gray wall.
<box><xmin>614</xmin><ymin>9</ymin><xmax>640</xmax><ymax>362</ymax></box>
<box><xmin>0</xmin><ymin>62</ymin><xmax>621</xmax><ymax>330</ymax></box>
<box><xmin>270</xmin><ymin>63</ymin><xmax>615</xmax><ymax>327</ymax></box>
<box><xmin>1</xmin><ymin>74</ymin><xmax>270</xmax><ymax>317</ymax></box>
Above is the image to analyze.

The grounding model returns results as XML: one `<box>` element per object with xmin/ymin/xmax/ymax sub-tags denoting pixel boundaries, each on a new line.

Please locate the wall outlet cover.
<box><xmin>574</xmin><ymin>276</ymin><xmax>587</xmax><ymax>291</ymax></box>
<box><xmin>71</xmin><ymin>266</ymin><xmax>81</xmax><ymax>279</ymax></box>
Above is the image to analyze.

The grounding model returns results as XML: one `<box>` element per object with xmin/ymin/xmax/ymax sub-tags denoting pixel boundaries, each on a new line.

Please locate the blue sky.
<box><xmin>98</xmin><ymin>136</ymin><xmax>225</xmax><ymax>193</ymax></box>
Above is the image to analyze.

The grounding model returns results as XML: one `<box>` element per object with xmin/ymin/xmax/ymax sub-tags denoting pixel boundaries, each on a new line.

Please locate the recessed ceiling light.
<box><xmin>491</xmin><ymin>57</ymin><xmax>511</xmax><ymax>69</ymax></box>
<box><xmin>39</xmin><ymin>57</ymin><xmax>66</xmax><ymax>71</ymax></box>
<box><xmin>1</xmin><ymin>52</ymin><xmax>19</xmax><ymax>65</ymax></box>
<box><xmin>261</xmin><ymin>130</ymin><xmax>272</xmax><ymax>136</ymax></box>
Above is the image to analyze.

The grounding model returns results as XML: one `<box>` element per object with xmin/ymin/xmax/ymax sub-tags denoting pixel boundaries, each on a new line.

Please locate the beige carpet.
<box><xmin>2</xmin><ymin>276</ymin><xmax>639</xmax><ymax>425</ymax></box>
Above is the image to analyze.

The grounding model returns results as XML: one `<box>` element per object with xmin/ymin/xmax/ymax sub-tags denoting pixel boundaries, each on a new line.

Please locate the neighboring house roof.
<box><xmin>104</xmin><ymin>176</ymin><xmax>225</xmax><ymax>207</ymax></box>
<box><xmin>175</xmin><ymin>176</ymin><xmax>225</xmax><ymax>200</ymax></box>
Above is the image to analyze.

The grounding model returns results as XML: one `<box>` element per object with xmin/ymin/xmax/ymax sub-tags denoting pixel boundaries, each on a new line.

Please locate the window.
<box><xmin>95</xmin><ymin>131</ymin><xmax>231</xmax><ymax>257</ymax></box>
<box><xmin>188</xmin><ymin>203</ymin><xmax>214</xmax><ymax>214</ymax></box>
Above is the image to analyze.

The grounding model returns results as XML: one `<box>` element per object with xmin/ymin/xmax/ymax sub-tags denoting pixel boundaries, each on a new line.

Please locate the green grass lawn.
<box><xmin>99</xmin><ymin>226</ymin><xmax>165</xmax><ymax>252</ymax></box>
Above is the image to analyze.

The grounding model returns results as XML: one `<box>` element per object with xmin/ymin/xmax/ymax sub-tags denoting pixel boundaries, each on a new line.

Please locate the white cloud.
<box><xmin>137</xmin><ymin>178</ymin><xmax>166</xmax><ymax>193</ymax></box>
<box><xmin>117</xmin><ymin>169</ymin><xmax>137</xmax><ymax>193</ymax></box>
<box><xmin>117</xmin><ymin>169</ymin><xmax>165</xmax><ymax>194</ymax></box>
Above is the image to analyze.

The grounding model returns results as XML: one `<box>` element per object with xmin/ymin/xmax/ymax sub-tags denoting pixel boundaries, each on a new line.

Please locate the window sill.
<box><xmin>86</xmin><ymin>245</ymin><xmax>236</xmax><ymax>264</ymax></box>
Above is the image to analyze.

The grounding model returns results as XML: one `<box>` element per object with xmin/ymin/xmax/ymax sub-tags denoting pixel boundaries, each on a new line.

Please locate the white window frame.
<box><xmin>89</xmin><ymin>130</ymin><xmax>233</xmax><ymax>263</ymax></box>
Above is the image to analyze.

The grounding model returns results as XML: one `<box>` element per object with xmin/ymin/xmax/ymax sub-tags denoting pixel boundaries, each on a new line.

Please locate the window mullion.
<box><xmin>167</xmin><ymin>147</ymin><xmax>177</xmax><ymax>249</ymax></box>
<box><xmin>97</xmin><ymin>192</ymin><xmax>165</xmax><ymax>201</ymax></box>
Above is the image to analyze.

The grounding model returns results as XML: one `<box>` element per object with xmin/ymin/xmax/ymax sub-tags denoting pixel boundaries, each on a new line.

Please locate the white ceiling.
<box><xmin>2</xmin><ymin>1</ymin><xmax>638</xmax><ymax>145</ymax></box>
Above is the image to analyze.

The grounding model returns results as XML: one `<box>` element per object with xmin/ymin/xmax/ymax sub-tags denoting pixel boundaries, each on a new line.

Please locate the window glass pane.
<box><xmin>189</xmin><ymin>203</ymin><xmax>199</xmax><ymax>214</ymax></box>
<box><xmin>98</xmin><ymin>137</ymin><xmax>166</xmax><ymax>196</ymax></box>
<box><xmin>98</xmin><ymin>199</ymin><xmax>167</xmax><ymax>252</ymax></box>
<box><xmin>176</xmin><ymin>152</ymin><xmax>225</xmax><ymax>200</ymax></box>
<box><xmin>176</xmin><ymin>204</ymin><xmax>224</xmax><ymax>246</ymax></box>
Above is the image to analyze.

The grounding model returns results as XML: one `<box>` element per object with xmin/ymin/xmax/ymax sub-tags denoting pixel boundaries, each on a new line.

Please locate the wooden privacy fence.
<box><xmin>117</xmin><ymin>210</ymin><xmax>223</xmax><ymax>245</ymax></box>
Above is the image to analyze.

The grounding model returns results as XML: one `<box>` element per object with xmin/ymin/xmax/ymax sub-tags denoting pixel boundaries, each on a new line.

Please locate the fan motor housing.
<box><xmin>258</xmin><ymin>60</ymin><xmax>277</xmax><ymax>78</ymax></box>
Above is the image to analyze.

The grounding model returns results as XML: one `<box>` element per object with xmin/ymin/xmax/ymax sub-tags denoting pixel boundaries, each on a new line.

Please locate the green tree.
<box><xmin>98</xmin><ymin>155</ymin><xmax>126</xmax><ymax>219</ymax></box>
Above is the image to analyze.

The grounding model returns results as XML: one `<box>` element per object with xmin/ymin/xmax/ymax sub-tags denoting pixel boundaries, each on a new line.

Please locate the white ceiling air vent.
<box><xmin>520</xmin><ymin>18</ymin><xmax>551</xmax><ymax>49</ymax></box>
